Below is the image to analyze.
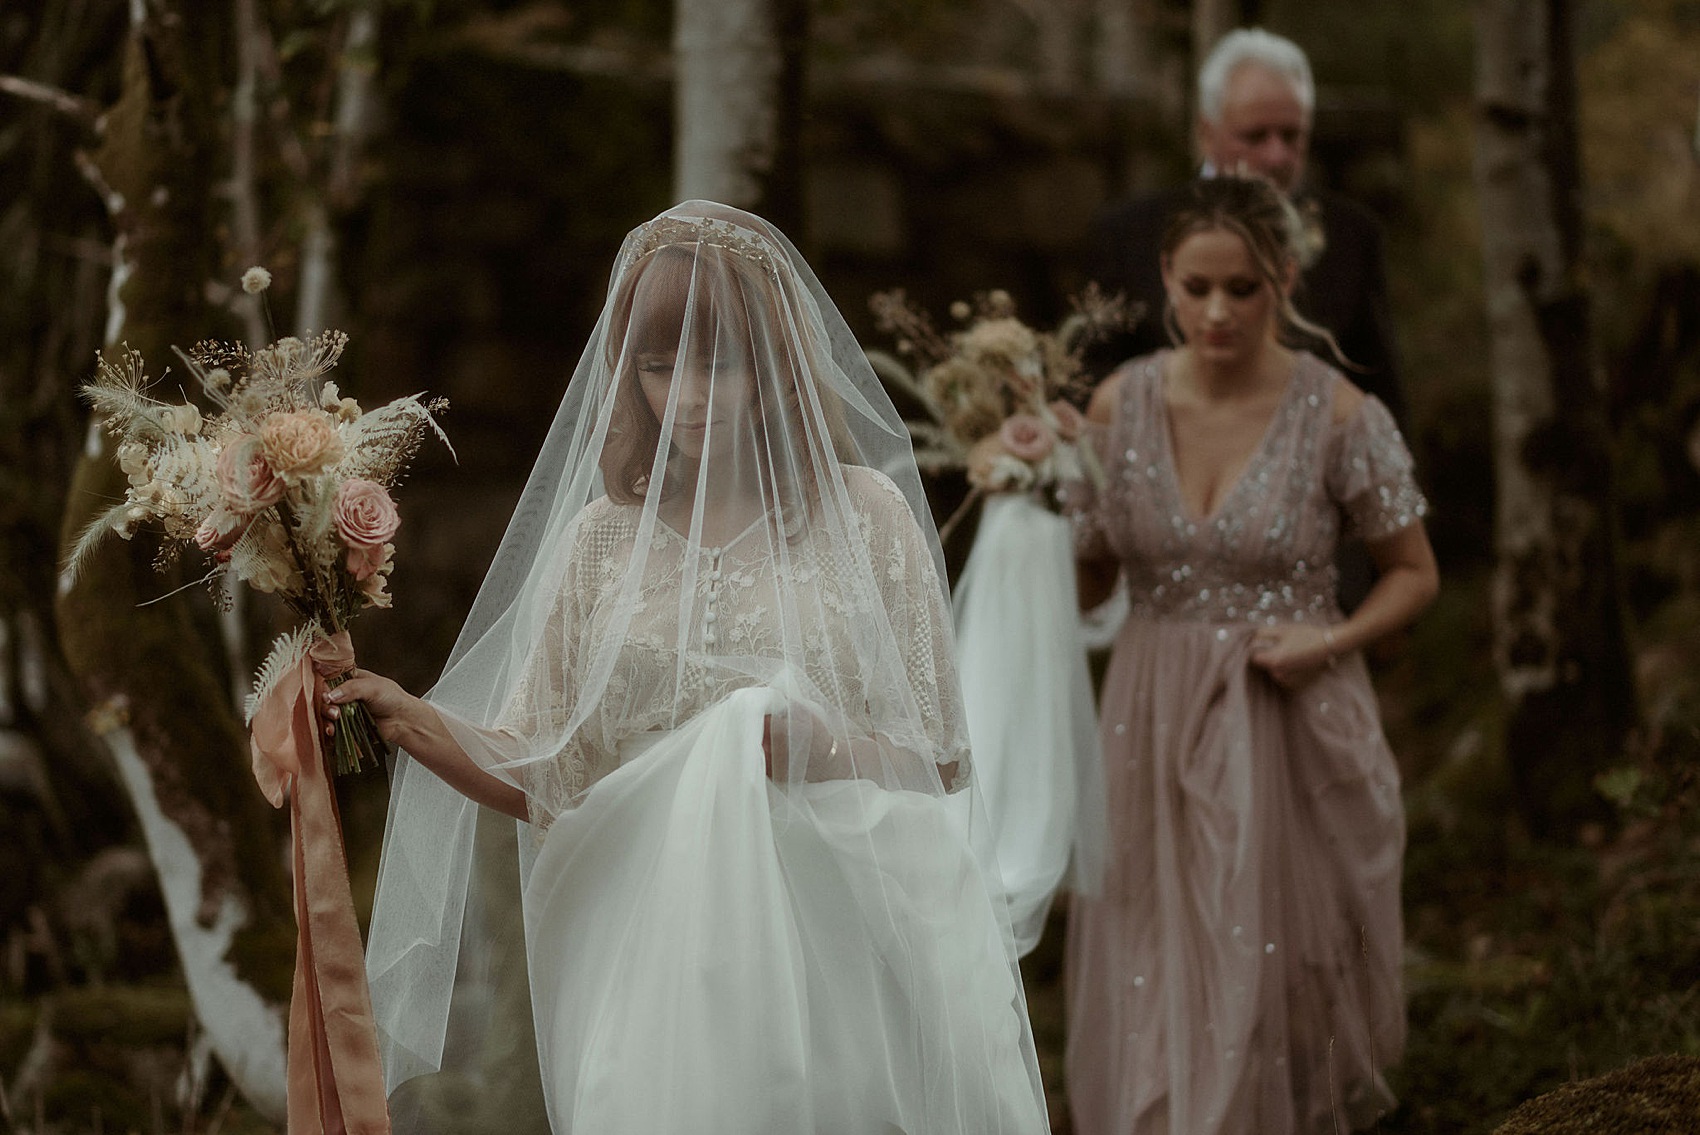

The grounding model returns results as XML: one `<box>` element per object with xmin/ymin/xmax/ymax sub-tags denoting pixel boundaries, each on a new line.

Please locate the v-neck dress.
<box><xmin>1064</xmin><ymin>351</ymin><xmax>1427</xmax><ymax>1135</ymax></box>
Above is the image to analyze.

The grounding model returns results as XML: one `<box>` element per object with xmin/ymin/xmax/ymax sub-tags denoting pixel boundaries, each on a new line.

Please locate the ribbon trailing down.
<box><xmin>250</xmin><ymin>630</ymin><xmax>391</xmax><ymax>1135</ymax></box>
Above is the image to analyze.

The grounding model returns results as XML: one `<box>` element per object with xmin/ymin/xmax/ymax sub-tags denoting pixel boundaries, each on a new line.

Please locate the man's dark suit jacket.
<box><xmin>1081</xmin><ymin>183</ymin><xmax>1407</xmax><ymax>426</ymax></box>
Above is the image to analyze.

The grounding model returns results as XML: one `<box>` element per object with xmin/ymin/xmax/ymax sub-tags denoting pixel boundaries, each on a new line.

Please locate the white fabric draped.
<box><xmin>952</xmin><ymin>494</ymin><xmax>1106</xmax><ymax>955</ymax></box>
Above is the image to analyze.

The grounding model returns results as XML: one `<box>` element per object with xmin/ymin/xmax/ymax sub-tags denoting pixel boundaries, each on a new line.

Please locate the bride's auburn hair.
<box><xmin>599</xmin><ymin>239</ymin><xmax>854</xmax><ymax>508</ymax></box>
<box><xmin>1160</xmin><ymin>176</ymin><xmax>1351</xmax><ymax>368</ymax></box>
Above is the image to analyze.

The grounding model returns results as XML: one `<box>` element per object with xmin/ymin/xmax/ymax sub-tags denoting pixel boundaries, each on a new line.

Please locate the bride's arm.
<box><xmin>323</xmin><ymin>671</ymin><xmax>528</xmax><ymax>819</ymax></box>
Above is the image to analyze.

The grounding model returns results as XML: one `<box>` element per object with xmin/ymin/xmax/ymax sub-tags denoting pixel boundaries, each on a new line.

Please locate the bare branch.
<box><xmin>0</xmin><ymin>74</ymin><xmax>101</xmax><ymax>126</ymax></box>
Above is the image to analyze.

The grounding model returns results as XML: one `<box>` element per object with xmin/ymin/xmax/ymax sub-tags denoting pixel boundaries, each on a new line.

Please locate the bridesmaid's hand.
<box><xmin>1248</xmin><ymin>625</ymin><xmax>1336</xmax><ymax>690</ymax></box>
<box><xmin>320</xmin><ymin>668</ymin><xmax>415</xmax><ymax>744</ymax></box>
<box><xmin>965</xmin><ymin>434</ymin><xmax>1007</xmax><ymax>488</ymax></box>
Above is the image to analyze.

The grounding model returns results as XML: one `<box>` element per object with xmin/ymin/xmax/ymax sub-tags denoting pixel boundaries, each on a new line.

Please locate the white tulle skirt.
<box><xmin>521</xmin><ymin>686</ymin><xmax>1048</xmax><ymax>1134</ymax></box>
<box><xmin>952</xmin><ymin>494</ymin><xmax>1106</xmax><ymax>955</ymax></box>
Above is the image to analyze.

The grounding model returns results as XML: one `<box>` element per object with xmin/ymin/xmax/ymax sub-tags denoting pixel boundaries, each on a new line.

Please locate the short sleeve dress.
<box><xmin>1064</xmin><ymin>350</ymin><xmax>1427</xmax><ymax>1135</ymax></box>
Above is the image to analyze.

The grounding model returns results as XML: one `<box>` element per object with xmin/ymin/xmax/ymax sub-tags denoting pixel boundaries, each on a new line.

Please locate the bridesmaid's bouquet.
<box><xmin>867</xmin><ymin>286</ymin><xmax>1135</xmax><ymax>537</ymax></box>
<box><xmin>869</xmin><ymin>287</ymin><xmax>1134</xmax><ymax>944</ymax></box>
<box><xmin>68</xmin><ymin>282</ymin><xmax>449</xmax><ymax>775</ymax></box>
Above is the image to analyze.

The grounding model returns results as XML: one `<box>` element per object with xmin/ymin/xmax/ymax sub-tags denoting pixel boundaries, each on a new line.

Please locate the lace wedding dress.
<box><xmin>513</xmin><ymin>470</ymin><xmax>1039</xmax><ymax>1133</ymax></box>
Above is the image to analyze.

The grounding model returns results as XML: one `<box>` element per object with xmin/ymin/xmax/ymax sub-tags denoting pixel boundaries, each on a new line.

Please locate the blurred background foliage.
<box><xmin>3</xmin><ymin>0</ymin><xmax>1700</xmax><ymax>1130</ymax></box>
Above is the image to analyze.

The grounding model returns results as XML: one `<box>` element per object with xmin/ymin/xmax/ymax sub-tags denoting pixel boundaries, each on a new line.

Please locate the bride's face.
<box><xmin>636</xmin><ymin>325</ymin><xmax>756</xmax><ymax>463</ymax></box>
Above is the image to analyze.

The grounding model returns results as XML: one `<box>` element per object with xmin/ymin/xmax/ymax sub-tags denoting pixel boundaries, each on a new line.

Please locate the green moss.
<box><xmin>1492</xmin><ymin>1054</ymin><xmax>1700</xmax><ymax>1135</ymax></box>
<box><xmin>0</xmin><ymin>1000</ymin><xmax>38</xmax><ymax>1068</ymax></box>
<box><xmin>54</xmin><ymin>984</ymin><xmax>191</xmax><ymax>1046</ymax></box>
<box><xmin>42</xmin><ymin>1069</ymin><xmax>150</xmax><ymax>1128</ymax></box>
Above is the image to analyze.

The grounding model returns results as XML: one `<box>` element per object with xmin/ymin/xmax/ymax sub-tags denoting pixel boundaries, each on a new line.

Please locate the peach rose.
<box><xmin>998</xmin><ymin>413</ymin><xmax>1054</xmax><ymax>463</ymax></box>
<box><xmin>216</xmin><ymin>435</ymin><xmax>286</xmax><ymax>514</ymax></box>
<box><xmin>335</xmin><ymin>480</ymin><xmax>400</xmax><ymax>578</ymax></box>
<box><xmin>259</xmin><ymin>410</ymin><xmax>345</xmax><ymax>478</ymax></box>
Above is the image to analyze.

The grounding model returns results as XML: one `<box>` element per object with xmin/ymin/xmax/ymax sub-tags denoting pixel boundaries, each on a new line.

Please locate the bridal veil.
<box><xmin>363</xmin><ymin>201</ymin><xmax>1049</xmax><ymax>1133</ymax></box>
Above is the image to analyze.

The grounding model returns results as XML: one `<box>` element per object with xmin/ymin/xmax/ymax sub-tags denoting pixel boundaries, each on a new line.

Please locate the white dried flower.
<box><xmin>959</xmin><ymin>317</ymin><xmax>1039</xmax><ymax>366</ymax></box>
<box><xmin>241</xmin><ymin>266</ymin><xmax>272</xmax><ymax>295</ymax></box>
<box><xmin>160</xmin><ymin>404</ymin><xmax>202</xmax><ymax>435</ymax></box>
<box><xmin>233</xmin><ymin>389</ymin><xmax>269</xmax><ymax>419</ymax></box>
<box><xmin>321</xmin><ymin>381</ymin><xmax>363</xmax><ymax>422</ymax></box>
<box><xmin>949</xmin><ymin>301</ymin><xmax>972</xmax><ymax>321</ymax></box>
<box><xmin>117</xmin><ymin>442</ymin><xmax>152</xmax><ymax>486</ymax></box>
<box><xmin>980</xmin><ymin>454</ymin><xmax>1036</xmax><ymax>492</ymax></box>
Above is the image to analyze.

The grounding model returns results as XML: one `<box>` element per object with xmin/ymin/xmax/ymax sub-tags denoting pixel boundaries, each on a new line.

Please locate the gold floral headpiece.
<box><xmin>624</xmin><ymin>214</ymin><xmax>780</xmax><ymax>278</ymax></box>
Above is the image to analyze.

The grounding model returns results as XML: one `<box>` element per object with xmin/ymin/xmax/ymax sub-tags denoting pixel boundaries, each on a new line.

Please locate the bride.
<box><xmin>320</xmin><ymin>202</ymin><xmax>1050</xmax><ymax>1134</ymax></box>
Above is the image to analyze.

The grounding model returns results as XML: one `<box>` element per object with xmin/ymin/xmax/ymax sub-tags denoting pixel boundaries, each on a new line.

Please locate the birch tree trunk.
<box><xmin>1473</xmin><ymin>0</ymin><xmax>1635</xmax><ymax>836</ymax></box>
<box><xmin>1094</xmin><ymin>0</ymin><xmax>1150</xmax><ymax>96</ymax></box>
<box><xmin>673</xmin><ymin>0</ymin><xmax>806</xmax><ymax>235</ymax></box>
<box><xmin>295</xmin><ymin>0</ymin><xmax>381</xmax><ymax>338</ymax></box>
<box><xmin>55</xmin><ymin>4</ymin><xmax>291</xmax><ymax>1118</ymax></box>
<box><xmin>1191</xmin><ymin>0</ymin><xmax>1239</xmax><ymax>73</ymax></box>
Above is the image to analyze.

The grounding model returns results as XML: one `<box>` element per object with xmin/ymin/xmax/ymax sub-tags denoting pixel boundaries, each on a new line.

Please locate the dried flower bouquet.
<box><xmin>69</xmin><ymin>318</ymin><xmax>450</xmax><ymax>775</ymax></box>
<box><xmin>867</xmin><ymin>285</ymin><xmax>1139</xmax><ymax>539</ymax></box>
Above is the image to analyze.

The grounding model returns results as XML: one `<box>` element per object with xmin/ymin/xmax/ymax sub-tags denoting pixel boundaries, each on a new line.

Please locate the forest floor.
<box><xmin>6</xmin><ymin>573</ymin><xmax>1700</xmax><ymax>1133</ymax></box>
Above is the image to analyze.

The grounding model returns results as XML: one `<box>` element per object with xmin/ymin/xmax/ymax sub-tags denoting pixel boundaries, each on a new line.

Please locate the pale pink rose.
<box><xmin>194</xmin><ymin>507</ymin><xmax>249</xmax><ymax>554</ymax></box>
<box><xmin>346</xmin><ymin>541</ymin><xmax>388</xmax><ymax>581</ymax></box>
<box><xmin>334</xmin><ymin>478</ymin><xmax>400</xmax><ymax>557</ymax></box>
<box><xmin>998</xmin><ymin>413</ymin><xmax>1054</xmax><ymax>463</ymax></box>
<box><xmin>259</xmin><ymin>410</ymin><xmax>345</xmax><ymax>478</ymax></box>
<box><xmin>216</xmin><ymin>435</ymin><xmax>286</xmax><ymax>514</ymax></box>
<box><xmin>357</xmin><ymin>562</ymin><xmax>394</xmax><ymax>608</ymax></box>
<box><xmin>1048</xmin><ymin>400</ymin><xmax>1086</xmax><ymax>443</ymax></box>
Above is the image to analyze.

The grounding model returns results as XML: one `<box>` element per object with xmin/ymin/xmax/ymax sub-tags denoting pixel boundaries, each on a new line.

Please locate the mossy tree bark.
<box><xmin>1473</xmin><ymin>0</ymin><xmax>1636</xmax><ymax>837</ymax></box>
<box><xmin>0</xmin><ymin>3</ymin><xmax>139</xmax><ymax>943</ymax></box>
<box><xmin>53</xmin><ymin>4</ymin><xmax>292</xmax><ymax>1120</ymax></box>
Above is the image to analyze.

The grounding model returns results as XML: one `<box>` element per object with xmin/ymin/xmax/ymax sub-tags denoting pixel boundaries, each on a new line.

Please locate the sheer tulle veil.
<box><xmin>364</xmin><ymin>201</ymin><xmax>1048</xmax><ymax>1132</ymax></box>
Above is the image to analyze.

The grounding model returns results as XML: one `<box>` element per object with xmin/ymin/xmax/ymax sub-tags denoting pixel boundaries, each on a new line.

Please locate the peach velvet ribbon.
<box><xmin>250</xmin><ymin>630</ymin><xmax>391</xmax><ymax>1134</ymax></box>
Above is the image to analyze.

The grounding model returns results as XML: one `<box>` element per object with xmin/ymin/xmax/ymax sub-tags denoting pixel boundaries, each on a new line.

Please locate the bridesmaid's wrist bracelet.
<box><xmin>1322</xmin><ymin>628</ymin><xmax>1340</xmax><ymax>666</ymax></box>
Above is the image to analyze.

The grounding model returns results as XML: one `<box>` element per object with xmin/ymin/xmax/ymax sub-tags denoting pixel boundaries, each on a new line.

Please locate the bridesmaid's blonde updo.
<box><xmin>1160</xmin><ymin>176</ymin><xmax>1352</xmax><ymax>368</ymax></box>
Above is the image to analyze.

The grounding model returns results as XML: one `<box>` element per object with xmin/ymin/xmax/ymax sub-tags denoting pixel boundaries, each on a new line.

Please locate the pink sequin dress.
<box><xmin>1065</xmin><ymin>350</ymin><xmax>1427</xmax><ymax>1135</ymax></box>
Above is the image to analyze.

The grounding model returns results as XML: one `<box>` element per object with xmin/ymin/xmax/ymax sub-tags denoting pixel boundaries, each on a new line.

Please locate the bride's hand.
<box><xmin>1248</xmin><ymin>624</ymin><xmax>1336</xmax><ymax>690</ymax></box>
<box><xmin>320</xmin><ymin>668</ymin><xmax>415</xmax><ymax>744</ymax></box>
<box><xmin>763</xmin><ymin>707</ymin><xmax>850</xmax><ymax>782</ymax></box>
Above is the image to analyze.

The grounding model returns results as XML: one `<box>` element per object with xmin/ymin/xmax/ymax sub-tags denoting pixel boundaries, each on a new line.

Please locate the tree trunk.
<box><xmin>0</xmin><ymin>4</ymin><xmax>139</xmax><ymax>900</ymax></box>
<box><xmin>1094</xmin><ymin>0</ymin><xmax>1149</xmax><ymax>96</ymax></box>
<box><xmin>672</xmin><ymin>0</ymin><xmax>807</xmax><ymax>235</ymax></box>
<box><xmin>1191</xmin><ymin>0</ymin><xmax>1239</xmax><ymax>77</ymax></box>
<box><xmin>295</xmin><ymin>0</ymin><xmax>381</xmax><ymax>338</ymax></box>
<box><xmin>1473</xmin><ymin>0</ymin><xmax>1635</xmax><ymax>836</ymax></box>
<box><xmin>55</xmin><ymin>5</ymin><xmax>292</xmax><ymax>1118</ymax></box>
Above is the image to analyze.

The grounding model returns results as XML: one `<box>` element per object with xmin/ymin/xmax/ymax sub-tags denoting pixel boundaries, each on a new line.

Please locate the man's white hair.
<box><xmin>1197</xmin><ymin>28</ymin><xmax>1314</xmax><ymax>124</ymax></box>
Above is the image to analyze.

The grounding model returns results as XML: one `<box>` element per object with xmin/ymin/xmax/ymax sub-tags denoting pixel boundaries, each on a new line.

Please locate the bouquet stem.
<box><xmin>324</xmin><ymin>671</ymin><xmax>387</xmax><ymax>776</ymax></box>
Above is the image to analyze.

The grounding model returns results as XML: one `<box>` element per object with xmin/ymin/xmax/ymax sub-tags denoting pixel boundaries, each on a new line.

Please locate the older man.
<box><xmin>1083</xmin><ymin>28</ymin><xmax>1406</xmax><ymax>424</ymax></box>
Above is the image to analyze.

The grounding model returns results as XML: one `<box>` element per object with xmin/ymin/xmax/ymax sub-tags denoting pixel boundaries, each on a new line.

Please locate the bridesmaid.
<box><xmin>1064</xmin><ymin>176</ymin><xmax>1438</xmax><ymax>1134</ymax></box>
